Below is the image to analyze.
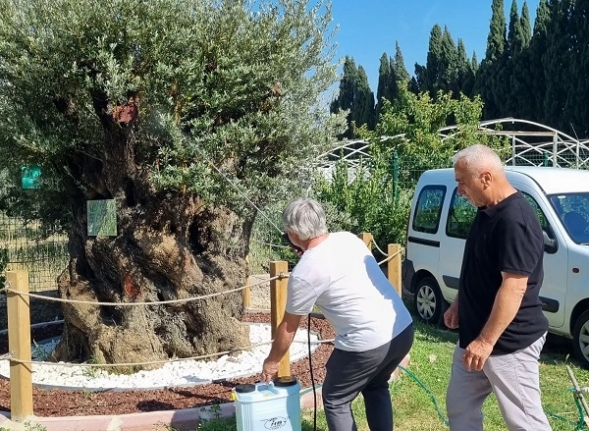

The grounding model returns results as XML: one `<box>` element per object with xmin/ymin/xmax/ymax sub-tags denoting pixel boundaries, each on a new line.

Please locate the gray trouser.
<box><xmin>322</xmin><ymin>324</ymin><xmax>414</xmax><ymax>431</ymax></box>
<box><xmin>446</xmin><ymin>334</ymin><xmax>551</xmax><ymax>431</ymax></box>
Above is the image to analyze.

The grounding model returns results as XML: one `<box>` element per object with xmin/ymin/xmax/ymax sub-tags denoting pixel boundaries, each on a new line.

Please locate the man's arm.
<box><xmin>462</xmin><ymin>272</ymin><xmax>527</xmax><ymax>371</ymax></box>
<box><xmin>444</xmin><ymin>295</ymin><xmax>459</xmax><ymax>329</ymax></box>
<box><xmin>479</xmin><ymin>272</ymin><xmax>528</xmax><ymax>345</ymax></box>
<box><xmin>262</xmin><ymin>311</ymin><xmax>303</xmax><ymax>382</ymax></box>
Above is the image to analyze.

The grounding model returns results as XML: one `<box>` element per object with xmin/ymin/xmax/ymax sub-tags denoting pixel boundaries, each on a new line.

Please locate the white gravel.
<box><xmin>0</xmin><ymin>323</ymin><xmax>319</xmax><ymax>390</ymax></box>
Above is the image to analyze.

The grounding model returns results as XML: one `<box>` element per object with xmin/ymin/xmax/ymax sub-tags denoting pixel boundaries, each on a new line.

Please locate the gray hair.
<box><xmin>452</xmin><ymin>144</ymin><xmax>503</xmax><ymax>175</ymax></box>
<box><xmin>282</xmin><ymin>197</ymin><xmax>328</xmax><ymax>240</ymax></box>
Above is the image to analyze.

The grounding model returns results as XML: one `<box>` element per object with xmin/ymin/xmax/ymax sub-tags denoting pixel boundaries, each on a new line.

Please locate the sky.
<box><xmin>327</xmin><ymin>0</ymin><xmax>541</xmax><ymax>96</ymax></box>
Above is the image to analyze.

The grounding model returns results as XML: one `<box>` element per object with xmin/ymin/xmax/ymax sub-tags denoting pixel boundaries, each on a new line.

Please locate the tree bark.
<box><xmin>51</xmin><ymin>100</ymin><xmax>251</xmax><ymax>368</ymax></box>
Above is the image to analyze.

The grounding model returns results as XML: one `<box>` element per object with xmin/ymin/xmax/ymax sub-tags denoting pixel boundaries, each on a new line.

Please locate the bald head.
<box><xmin>452</xmin><ymin>144</ymin><xmax>504</xmax><ymax>176</ymax></box>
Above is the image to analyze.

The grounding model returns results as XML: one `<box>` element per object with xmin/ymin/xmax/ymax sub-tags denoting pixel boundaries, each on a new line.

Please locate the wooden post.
<box><xmin>388</xmin><ymin>244</ymin><xmax>403</xmax><ymax>296</ymax></box>
<box><xmin>359</xmin><ymin>232</ymin><xmax>373</xmax><ymax>249</ymax></box>
<box><xmin>243</xmin><ymin>256</ymin><xmax>251</xmax><ymax>308</ymax></box>
<box><xmin>6</xmin><ymin>270</ymin><xmax>33</xmax><ymax>421</ymax></box>
<box><xmin>270</xmin><ymin>261</ymin><xmax>290</xmax><ymax>377</ymax></box>
<box><xmin>243</xmin><ymin>277</ymin><xmax>251</xmax><ymax>308</ymax></box>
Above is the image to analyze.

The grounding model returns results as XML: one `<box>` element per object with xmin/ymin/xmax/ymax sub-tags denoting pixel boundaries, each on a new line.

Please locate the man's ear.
<box><xmin>481</xmin><ymin>171</ymin><xmax>492</xmax><ymax>187</ymax></box>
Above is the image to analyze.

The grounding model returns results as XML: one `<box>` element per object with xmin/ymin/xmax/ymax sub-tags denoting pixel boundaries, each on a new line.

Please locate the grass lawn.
<box><xmin>199</xmin><ymin>319</ymin><xmax>589</xmax><ymax>431</ymax></box>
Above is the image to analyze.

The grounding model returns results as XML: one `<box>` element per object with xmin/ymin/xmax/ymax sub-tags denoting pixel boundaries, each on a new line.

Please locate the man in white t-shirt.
<box><xmin>261</xmin><ymin>197</ymin><xmax>413</xmax><ymax>431</ymax></box>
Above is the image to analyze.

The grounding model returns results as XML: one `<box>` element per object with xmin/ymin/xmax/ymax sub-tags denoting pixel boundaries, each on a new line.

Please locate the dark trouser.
<box><xmin>322</xmin><ymin>324</ymin><xmax>414</xmax><ymax>431</ymax></box>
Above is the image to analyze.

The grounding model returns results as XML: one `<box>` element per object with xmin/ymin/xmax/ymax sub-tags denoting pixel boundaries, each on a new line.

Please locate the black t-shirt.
<box><xmin>458</xmin><ymin>191</ymin><xmax>548</xmax><ymax>354</ymax></box>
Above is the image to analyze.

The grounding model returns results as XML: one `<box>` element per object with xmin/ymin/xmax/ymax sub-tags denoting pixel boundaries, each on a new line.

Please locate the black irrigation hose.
<box><xmin>308</xmin><ymin>313</ymin><xmax>317</xmax><ymax>431</ymax></box>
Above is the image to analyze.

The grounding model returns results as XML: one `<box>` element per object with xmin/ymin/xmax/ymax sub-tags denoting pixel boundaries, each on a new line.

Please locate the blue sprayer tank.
<box><xmin>232</xmin><ymin>376</ymin><xmax>302</xmax><ymax>431</ymax></box>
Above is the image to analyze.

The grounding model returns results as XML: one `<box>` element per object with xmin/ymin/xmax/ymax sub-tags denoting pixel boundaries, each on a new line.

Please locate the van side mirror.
<box><xmin>543</xmin><ymin>227</ymin><xmax>558</xmax><ymax>254</ymax></box>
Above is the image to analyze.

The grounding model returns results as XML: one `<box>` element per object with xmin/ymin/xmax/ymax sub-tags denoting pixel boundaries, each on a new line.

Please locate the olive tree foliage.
<box><xmin>315</xmin><ymin>88</ymin><xmax>508</xmax><ymax>249</ymax></box>
<box><xmin>0</xmin><ymin>0</ymin><xmax>345</xmax><ymax>365</ymax></box>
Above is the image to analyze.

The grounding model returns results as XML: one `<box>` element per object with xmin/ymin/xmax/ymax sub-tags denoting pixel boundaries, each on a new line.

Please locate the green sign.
<box><xmin>21</xmin><ymin>165</ymin><xmax>42</xmax><ymax>190</ymax></box>
<box><xmin>87</xmin><ymin>199</ymin><xmax>117</xmax><ymax>237</ymax></box>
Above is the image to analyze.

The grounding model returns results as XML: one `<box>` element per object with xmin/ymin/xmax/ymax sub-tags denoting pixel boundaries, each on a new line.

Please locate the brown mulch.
<box><xmin>0</xmin><ymin>312</ymin><xmax>334</xmax><ymax>417</ymax></box>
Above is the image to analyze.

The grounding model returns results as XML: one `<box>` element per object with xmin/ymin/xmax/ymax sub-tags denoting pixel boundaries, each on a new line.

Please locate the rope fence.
<box><xmin>5</xmin><ymin>274</ymin><xmax>285</xmax><ymax>307</ymax></box>
<box><xmin>3</xmin><ymin>338</ymin><xmax>336</xmax><ymax>368</ymax></box>
<box><xmin>377</xmin><ymin>248</ymin><xmax>403</xmax><ymax>266</ymax></box>
<box><xmin>372</xmin><ymin>239</ymin><xmax>389</xmax><ymax>257</ymax></box>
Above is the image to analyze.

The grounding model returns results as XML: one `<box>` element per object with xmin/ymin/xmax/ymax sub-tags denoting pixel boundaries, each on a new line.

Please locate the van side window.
<box><xmin>412</xmin><ymin>186</ymin><xmax>446</xmax><ymax>234</ymax></box>
<box><xmin>446</xmin><ymin>189</ymin><xmax>477</xmax><ymax>239</ymax></box>
<box><xmin>549</xmin><ymin>193</ymin><xmax>589</xmax><ymax>243</ymax></box>
<box><xmin>521</xmin><ymin>192</ymin><xmax>549</xmax><ymax>230</ymax></box>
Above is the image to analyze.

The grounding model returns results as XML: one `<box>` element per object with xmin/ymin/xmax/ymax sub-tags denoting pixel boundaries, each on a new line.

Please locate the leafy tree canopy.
<box><xmin>0</xmin><ymin>0</ymin><xmax>345</xmax><ymax>225</ymax></box>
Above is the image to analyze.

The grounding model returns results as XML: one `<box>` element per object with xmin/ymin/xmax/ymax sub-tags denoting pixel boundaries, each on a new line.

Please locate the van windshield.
<box><xmin>549</xmin><ymin>193</ymin><xmax>589</xmax><ymax>244</ymax></box>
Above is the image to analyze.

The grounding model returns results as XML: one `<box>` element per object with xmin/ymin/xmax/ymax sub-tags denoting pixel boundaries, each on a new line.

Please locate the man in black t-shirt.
<box><xmin>444</xmin><ymin>144</ymin><xmax>551</xmax><ymax>430</ymax></box>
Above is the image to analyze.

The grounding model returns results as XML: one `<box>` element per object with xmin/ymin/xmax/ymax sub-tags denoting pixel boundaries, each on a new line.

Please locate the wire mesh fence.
<box><xmin>0</xmin><ymin>214</ymin><xmax>68</xmax><ymax>292</ymax></box>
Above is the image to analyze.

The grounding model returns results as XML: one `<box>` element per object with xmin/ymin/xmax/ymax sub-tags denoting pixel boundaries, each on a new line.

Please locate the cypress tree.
<box><xmin>486</xmin><ymin>0</ymin><xmax>507</xmax><ymax>62</ymax></box>
<box><xmin>533</xmin><ymin>0</ymin><xmax>550</xmax><ymax>35</ymax></box>
<box><xmin>564</xmin><ymin>0</ymin><xmax>589</xmax><ymax>136</ymax></box>
<box><xmin>521</xmin><ymin>1</ymin><xmax>532</xmax><ymax>48</ymax></box>
<box><xmin>375</xmin><ymin>53</ymin><xmax>393</xmax><ymax>121</ymax></box>
<box><xmin>411</xmin><ymin>65</ymin><xmax>426</xmax><ymax>94</ymax></box>
<box><xmin>457</xmin><ymin>40</ymin><xmax>475</xmax><ymax>97</ymax></box>
<box><xmin>440</xmin><ymin>26</ymin><xmax>459</xmax><ymax>95</ymax></box>
<box><xmin>331</xmin><ymin>56</ymin><xmax>358</xmax><ymax>137</ymax></box>
<box><xmin>331</xmin><ymin>57</ymin><xmax>375</xmax><ymax>137</ymax></box>
<box><xmin>375</xmin><ymin>43</ymin><xmax>410</xmax><ymax>121</ymax></box>
<box><xmin>476</xmin><ymin>0</ymin><xmax>508</xmax><ymax>119</ymax></box>
<box><xmin>520</xmin><ymin>0</ymin><xmax>550</xmax><ymax>121</ymax></box>
<box><xmin>508</xmin><ymin>2</ymin><xmax>536</xmax><ymax>120</ymax></box>
<box><xmin>543</xmin><ymin>0</ymin><xmax>573</xmax><ymax>131</ymax></box>
<box><xmin>356</xmin><ymin>66</ymin><xmax>376</xmax><ymax>131</ymax></box>
<box><xmin>503</xmin><ymin>0</ymin><xmax>527</xmax><ymax>116</ymax></box>
<box><xmin>393</xmin><ymin>41</ymin><xmax>411</xmax><ymax>85</ymax></box>
<box><xmin>424</xmin><ymin>24</ymin><xmax>444</xmax><ymax>96</ymax></box>
<box><xmin>331</xmin><ymin>57</ymin><xmax>357</xmax><ymax>114</ymax></box>
<box><xmin>508</xmin><ymin>0</ymin><xmax>525</xmax><ymax>57</ymax></box>
<box><xmin>471</xmin><ymin>52</ymin><xmax>479</xmax><ymax>74</ymax></box>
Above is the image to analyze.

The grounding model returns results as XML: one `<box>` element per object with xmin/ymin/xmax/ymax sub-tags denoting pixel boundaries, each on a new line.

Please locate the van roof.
<box><xmin>422</xmin><ymin>166</ymin><xmax>589</xmax><ymax>195</ymax></box>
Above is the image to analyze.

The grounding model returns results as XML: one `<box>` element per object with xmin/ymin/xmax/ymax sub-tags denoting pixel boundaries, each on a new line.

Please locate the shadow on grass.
<box><xmin>539</xmin><ymin>333</ymin><xmax>582</xmax><ymax>368</ymax></box>
<box><xmin>412</xmin><ymin>319</ymin><xmax>458</xmax><ymax>344</ymax></box>
<box><xmin>401</xmin><ymin>295</ymin><xmax>456</xmax><ymax>343</ymax></box>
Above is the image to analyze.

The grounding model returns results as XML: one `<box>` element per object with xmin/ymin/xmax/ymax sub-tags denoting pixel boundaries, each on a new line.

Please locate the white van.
<box><xmin>403</xmin><ymin>166</ymin><xmax>589</xmax><ymax>367</ymax></box>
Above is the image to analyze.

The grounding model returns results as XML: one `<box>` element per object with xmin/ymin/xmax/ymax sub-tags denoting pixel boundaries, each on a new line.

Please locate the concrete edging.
<box><xmin>0</xmin><ymin>386</ymin><xmax>324</xmax><ymax>431</ymax></box>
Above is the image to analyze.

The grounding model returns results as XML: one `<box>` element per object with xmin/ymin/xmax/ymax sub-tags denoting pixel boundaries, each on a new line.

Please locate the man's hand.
<box><xmin>262</xmin><ymin>357</ymin><xmax>279</xmax><ymax>383</ymax></box>
<box><xmin>260</xmin><ymin>312</ymin><xmax>302</xmax><ymax>383</ymax></box>
<box><xmin>290</xmin><ymin>245</ymin><xmax>303</xmax><ymax>258</ymax></box>
<box><xmin>462</xmin><ymin>337</ymin><xmax>494</xmax><ymax>371</ymax></box>
<box><xmin>444</xmin><ymin>301</ymin><xmax>459</xmax><ymax>329</ymax></box>
<box><xmin>283</xmin><ymin>232</ymin><xmax>304</xmax><ymax>258</ymax></box>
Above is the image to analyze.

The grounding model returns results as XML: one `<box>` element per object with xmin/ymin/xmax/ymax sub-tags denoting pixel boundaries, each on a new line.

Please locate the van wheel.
<box><xmin>573</xmin><ymin>310</ymin><xmax>589</xmax><ymax>369</ymax></box>
<box><xmin>414</xmin><ymin>277</ymin><xmax>445</xmax><ymax>325</ymax></box>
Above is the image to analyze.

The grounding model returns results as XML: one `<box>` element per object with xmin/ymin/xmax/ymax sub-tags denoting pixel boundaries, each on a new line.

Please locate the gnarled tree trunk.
<box><xmin>51</xmin><ymin>101</ymin><xmax>251</xmax><ymax>367</ymax></box>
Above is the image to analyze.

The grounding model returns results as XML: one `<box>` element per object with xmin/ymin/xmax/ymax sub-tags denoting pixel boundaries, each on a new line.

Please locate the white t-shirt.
<box><xmin>286</xmin><ymin>232</ymin><xmax>412</xmax><ymax>352</ymax></box>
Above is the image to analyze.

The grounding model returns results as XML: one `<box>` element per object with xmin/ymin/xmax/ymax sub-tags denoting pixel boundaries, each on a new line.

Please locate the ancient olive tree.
<box><xmin>0</xmin><ymin>0</ymin><xmax>343</xmax><ymax>366</ymax></box>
